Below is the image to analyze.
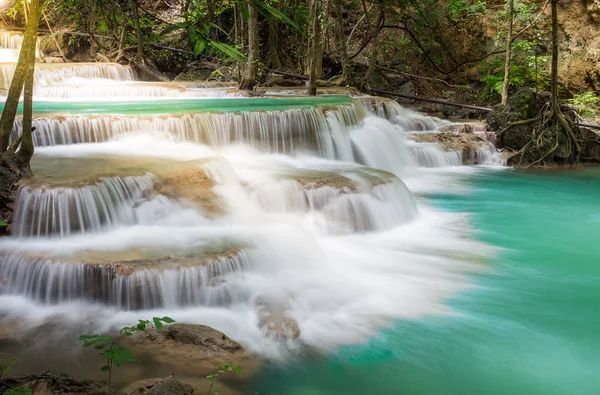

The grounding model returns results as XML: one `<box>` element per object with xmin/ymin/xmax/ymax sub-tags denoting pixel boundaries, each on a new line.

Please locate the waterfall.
<box><xmin>350</xmin><ymin>116</ymin><xmax>419</xmax><ymax>174</ymax></box>
<box><xmin>0</xmin><ymin>249</ymin><xmax>255</xmax><ymax>309</ymax></box>
<box><xmin>249</xmin><ymin>177</ymin><xmax>417</xmax><ymax>233</ymax></box>
<box><xmin>0</xmin><ymin>63</ymin><xmax>135</xmax><ymax>93</ymax></box>
<box><xmin>12</xmin><ymin>175</ymin><xmax>158</xmax><ymax>238</ymax></box>
<box><xmin>361</xmin><ymin>98</ymin><xmax>449</xmax><ymax>131</ymax></box>
<box><xmin>13</xmin><ymin>103</ymin><xmax>368</xmax><ymax>156</ymax></box>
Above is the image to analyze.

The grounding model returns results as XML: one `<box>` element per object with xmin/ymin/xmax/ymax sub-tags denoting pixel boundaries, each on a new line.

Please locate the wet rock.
<box><xmin>0</xmin><ymin>374</ymin><xmax>113</xmax><ymax>395</ymax></box>
<box><xmin>126</xmin><ymin>324</ymin><xmax>252</xmax><ymax>363</ymax></box>
<box><xmin>580</xmin><ymin>127</ymin><xmax>600</xmax><ymax>163</ymax></box>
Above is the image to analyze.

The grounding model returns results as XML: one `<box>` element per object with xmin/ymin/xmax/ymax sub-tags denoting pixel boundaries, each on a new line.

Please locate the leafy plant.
<box><xmin>567</xmin><ymin>92</ymin><xmax>600</xmax><ymax>119</ymax></box>
<box><xmin>0</xmin><ymin>358</ymin><xmax>18</xmax><ymax>380</ymax></box>
<box><xmin>0</xmin><ymin>221</ymin><xmax>8</xmax><ymax>227</ymax></box>
<box><xmin>206</xmin><ymin>362</ymin><xmax>241</xmax><ymax>395</ymax></box>
<box><xmin>161</xmin><ymin>9</ymin><xmax>244</xmax><ymax>61</ymax></box>
<box><xmin>78</xmin><ymin>317</ymin><xmax>175</xmax><ymax>391</ymax></box>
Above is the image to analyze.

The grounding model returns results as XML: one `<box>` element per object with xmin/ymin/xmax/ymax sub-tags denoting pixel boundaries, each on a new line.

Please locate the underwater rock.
<box><xmin>256</xmin><ymin>299</ymin><xmax>301</xmax><ymax>340</ymax></box>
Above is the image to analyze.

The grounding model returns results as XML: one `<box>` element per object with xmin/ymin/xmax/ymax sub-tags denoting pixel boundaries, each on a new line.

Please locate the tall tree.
<box><xmin>239</xmin><ymin>0</ymin><xmax>259</xmax><ymax>90</ymax></box>
<box><xmin>364</xmin><ymin>1</ymin><xmax>384</xmax><ymax>90</ymax></box>
<box><xmin>333</xmin><ymin>0</ymin><xmax>349</xmax><ymax>81</ymax></box>
<box><xmin>501</xmin><ymin>0</ymin><xmax>514</xmax><ymax>106</ymax></box>
<box><xmin>128</xmin><ymin>0</ymin><xmax>144</xmax><ymax>59</ymax></box>
<box><xmin>308</xmin><ymin>0</ymin><xmax>322</xmax><ymax>95</ymax></box>
<box><xmin>267</xmin><ymin>0</ymin><xmax>283</xmax><ymax>69</ymax></box>
<box><xmin>0</xmin><ymin>0</ymin><xmax>44</xmax><ymax>176</ymax></box>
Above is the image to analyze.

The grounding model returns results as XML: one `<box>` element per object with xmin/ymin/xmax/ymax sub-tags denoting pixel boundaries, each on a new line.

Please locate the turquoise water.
<box><xmin>0</xmin><ymin>95</ymin><xmax>353</xmax><ymax>115</ymax></box>
<box><xmin>255</xmin><ymin>168</ymin><xmax>600</xmax><ymax>395</ymax></box>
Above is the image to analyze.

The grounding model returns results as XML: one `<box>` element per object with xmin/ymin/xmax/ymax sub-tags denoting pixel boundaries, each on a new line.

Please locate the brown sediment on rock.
<box><xmin>292</xmin><ymin>171</ymin><xmax>358</xmax><ymax>191</ymax></box>
<box><xmin>154</xmin><ymin>166</ymin><xmax>223</xmax><ymax>216</ymax></box>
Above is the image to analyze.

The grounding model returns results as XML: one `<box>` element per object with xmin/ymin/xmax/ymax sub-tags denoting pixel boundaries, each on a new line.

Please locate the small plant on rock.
<box><xmin>78</xmin><ymin>317</ymin><xmax>175</xmax><ymax>392</ymax></box>
<box><xmin>206</xmin><ymin>362</ymin><xmax>241</xmax><ymax>395</ymax></box>
<box><xmin>0</xmin><ymin>358</ymin><xmax>18</xmax><ymax>380</ymax></box>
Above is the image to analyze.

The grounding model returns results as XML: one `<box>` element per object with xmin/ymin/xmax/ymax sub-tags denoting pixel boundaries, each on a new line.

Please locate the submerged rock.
<box><xmin>256</xmin><ymin>300</ymin><xmax>301</xmax><ymax>340</ymax></box>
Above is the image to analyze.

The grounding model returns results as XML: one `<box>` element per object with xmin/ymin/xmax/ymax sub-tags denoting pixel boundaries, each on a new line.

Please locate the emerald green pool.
<box><xmin>0</xmin><ymin>95</ymin><xmax>353</xmax><ymax>115</ymax></box>
<box><xmin>254</xmin><ymin>168</ymin><xmax>600</xmax><ymax>395</ymax></box>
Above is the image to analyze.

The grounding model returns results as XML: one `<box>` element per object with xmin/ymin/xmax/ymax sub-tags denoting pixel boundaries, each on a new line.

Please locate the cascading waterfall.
<box><xmin>12</xmin><ymin>174</ymin><xmax>158</xmax><ymax>238</ymax></box>
<box><xmin>0</xmin><ymin>249</ymin><xmax>255</xmax><ymax>309</ymax></box>
<box><xmin>0</xmin><ymin>63</ymin><xmax>135</xmax><ymax>93</ymax></box>
<box><xmin>0</xmin><ymin>27</ymin><xmax>503</xmax><ymax>371</ymax></box>
<box><xmin>12</xmin><ymin>103</ymin><xmax>368</xmax><ymax>156</ymax></box>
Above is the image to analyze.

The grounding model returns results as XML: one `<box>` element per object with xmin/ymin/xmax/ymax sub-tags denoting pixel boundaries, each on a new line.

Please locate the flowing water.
<box><xmin>1</xmin><ymin>30</ymin><xmax>594</xmax><ymax>395</ymax></box>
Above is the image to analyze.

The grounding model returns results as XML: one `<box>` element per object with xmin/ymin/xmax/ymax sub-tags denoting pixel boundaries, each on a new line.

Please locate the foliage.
<box><xmin>161</xmin><ymin>9</ymin><xmax>244</xmax><ymax>61</ymax></box>
<box><xmin>0</xmin><ymin>221</ymin><xmax>8</xmax><ymax>227</ymax></box>
<box><xmin>480</xmin><ymin>40</ymin><xmax>549</xmax><ymax>99</ymax></box>
<box><xmin>566</xmin><ymin>92</ymin><xmax>600</xmax><ymax>119</ymax></box>
<box><xmin>0</xmin><ymin>358</ymin><xmax>18</xmax><ymax>380</ymax></box>
<box><xmin>78</xmin><ymin>317</ymin><xmax>175</xmax><ymax>391</ymax></box>
<box><xmin>206</xmin><ymin>362</ymin><xmax>241</xmax><ymax>395</ymax></box>
<box><xmin>446</xmin><ymin>0</ymin><xmax>487</xmax><ymax>22</ymax></box>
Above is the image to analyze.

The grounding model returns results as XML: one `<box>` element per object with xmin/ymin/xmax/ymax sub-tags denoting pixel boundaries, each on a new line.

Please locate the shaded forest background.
<box><xmin>1</xmin><ymin>0</ymin><xmax>599</xmax><ymax>118</ymax></box>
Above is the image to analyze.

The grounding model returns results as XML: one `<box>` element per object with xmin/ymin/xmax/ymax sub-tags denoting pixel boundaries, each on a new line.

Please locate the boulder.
<box><xmin>147</xmin><ymin>380</ymin><xmax>197</xmax><ymax>395</ymax></box>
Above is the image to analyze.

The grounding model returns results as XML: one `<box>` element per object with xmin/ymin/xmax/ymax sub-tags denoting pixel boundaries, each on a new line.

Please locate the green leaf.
<box><xmin>137</xmin><ymin>322</ymin><xmax>146</xmax><ymax>331</ymax></box>
<box><xmin>153</xmin><ymin>317</ymin><xmax>164</xmax><ymax>329</ymax></box>
<box><xmin>161</xmin><ymin>22</ymin><xmax>187</xmax><ymax>36</ymax></box>
<box><xmin>0</xmin><ymin>221</ymin><xmax>8</xmax><ymax>227</ymax></box>
<box><xmin>194</xmin><ymin>39</ymin><xmax>207</xmax><ymax>56</ymax></box>
<box><xmin>160</xmin><ymin>317</ymin><xmax>176</xmax><ymax>324</ymax></box>
<box><xmin>239</xmin><ymin>4</ymin><xmax>250</xmax><ymax>21</ymax></box>
<box><xmin>209</xmin><ymin>40</ymin><xmax>245</xmax><ymax>61</ymax></box>
<box><xmin>256</xmin><ymin>1</ymin><xmax>299</xmax><ymax>30</ymax></box>
<box><xmin>100</xmin><ymin>365</ymin><xmax>110</xmax><ymax>372</ymax></box>
<box><xmin>187</xmin><ymin>25</ymin><xmax>197</xmax><ymax>43</ymax></box>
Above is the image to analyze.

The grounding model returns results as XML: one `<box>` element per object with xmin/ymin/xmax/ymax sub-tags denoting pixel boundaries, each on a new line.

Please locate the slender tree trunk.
<box><xmin>501</xmin><ymin>0</ymin><xmax>514</xmax><ymax>106</ymax></box>
<box><xmin>239</xmin><ymin>0</ymin><xmax>259</xmax><ymax>90</ymax></box>
<box><xmin>267</xmin><ymin>0</ymin><xmax>282</xmax><ymax>69</ymax></box>
<box><xmin>116</xmin><ymin>8</ymin><xmax>128</xmax><ymax>62</ymax></box>
<box><xmin>18</xmin><ymin>55</ymin><xmax>35</xmax><ymax>174</ymax></box>
<box><xmin>550</xmin><ymin>0</ymin><xmax>559</xmax><ymax>113</ymax></box>
<box><xmin>334</xmin><ymin>0</ymin><xmax>348</xmax><ymax>81</ymax></box>
<box><xmin>364</xmin><ymin>3</ymin><xmax>384</xmax><ymax>89</ymax></box>
<box><xmin>0</xmin><ymin>0</ymin><xmax>43</xmax><ymax>155</ymax></box>
<box><xmin>308</xmin><ymin>0</ymin><xmax>322</xmax><ymax>95</ymax></box>
<box><xmin>128</xmin><ymin>0</ymin><xmax>143</xmax><ymax>59</ymax></box>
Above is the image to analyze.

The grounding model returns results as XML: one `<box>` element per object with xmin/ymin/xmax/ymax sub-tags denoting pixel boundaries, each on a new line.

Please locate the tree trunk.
<box><xmin>364</xmin><ymin>4</ymin><xmax>384</xmax><ymax>90</ymax></box>
<box><xmin>0</xmin><ymin>0</ymin><xmax>43</xmax><ymax>154</ymax></box>
<box><xmin>308</xmin><ymin>0</ymin><xmax>322</xmax><ymax>95</ymax></box>
<box><xmin>128</xmin><ymin>0</ymin><xmax>144</xmax><ymax>59</ymax></box>
<box><xmin>334</xmin><ymin>0</ymin><xmax>349</xmax><ymax>81</ymax></box>
<box><xmin>267</xmin><ymin>0</ymin><xmax>282</xmax><ymax>69</ymax></box>
<box><xmin>550</xmin><ymin>0</ymin><xmax>559</xmax><ymax>113</ymax></box>
<box><xmin>501</xmin><ymin>0</ymin><xmax>514</xmax><ymax>106</ymax></box>
<box><xmin>18</xmin><ymin>55</ymin><xmax>35</xmax><ymax>175</ymax></box>
<box><xmin>239</xmin><ymin>0</ymin><xmax>259</xmax><ymax>91</ymax></box>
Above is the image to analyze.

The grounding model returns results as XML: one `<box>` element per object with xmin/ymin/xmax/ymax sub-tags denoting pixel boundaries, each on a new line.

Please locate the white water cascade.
<box><xmin>0</xmin><ymin>30</ymin><xmax>503</xmax><ymax>365</ymax></box>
